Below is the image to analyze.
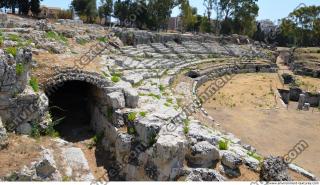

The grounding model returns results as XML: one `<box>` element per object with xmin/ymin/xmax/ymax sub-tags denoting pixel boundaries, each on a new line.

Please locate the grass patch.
<box><xmin>166</xmin><ymin>98</ymin><xmax>173</xmax><ymax>104</ymax></box>
<box><xmin>159</xmin><ymin>84</ymin><xmax>165</xmax><ymax>92</ymax></box>
<box><xmin>247</xmin><ymin>151</ymin><xmax>263</xmax><ymax>162</ymax></box>
<box><xmin>128</xmin><ymin>127</ymin><xmax>136</xmax><ymax>135</ymax></box>
<box><xmin>0</xmin><ymin>36</ymin><xmax>3</xmax><ymax>47</ymax></box>
<box><xmin>128</xmin><ymin>112</ymin><xmax>137</xmax><ymax>122</ymax></box>
<box><xmin>15</xmin><ymin>63</ymin><xmax>24</xmax><ymax>75</ymax></box>
<box><xmin>46</xmin><ymin>31</ymin><xmax>68</xmax><ymax>44</ymax></box>
<box><xmin>183</xmin><ymin>119</ymin><xmax>190</xmax><ymax>134</ymax></box>
<box><xmin>97</xmin><ymin>37</ymin><xmax>108</xmax><ymax>43</ymax></box>
<box><xmin>8</xmin><ymin>34</ymin><xmax>20</xmax><ymax>42</ymax></box>
<box><xmin>5</xmin><ymin>47</ymin><xmax>17</xmax><ymax>57</ymax></box>
<box><xmin>139</xmin><ymin>111</ymin><xmax>147</xmax><ymax>117</ymax></box>
<box><xmin>45</xmin><ymin>116</ymin><xmax>64</xmax><ymax>138</ymax></box>
<box><xmin>29</xmin><ymin>77</ymin><xmax>39</xmax><ymax>92</ymax></box>
<box><xmin>218</xmin><ymin>139</ymin><xmax>229</xmax><ymax>150</ymax></box>
<box><xmin>111</xmin><ymin>75</ymin><xmax>120</xmax><ymax>83</ymax></box>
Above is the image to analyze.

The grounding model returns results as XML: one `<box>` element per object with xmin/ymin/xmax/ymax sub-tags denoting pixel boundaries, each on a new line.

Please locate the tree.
<box><xmin>18</xmin><ymin>0</ymin><xmax>29</xmax><ymax>15</ymax></box>
<box><xmin>277</xmin><ymin>5</ymin><xmax>320</xmax><ymax>46</ymax></box>
<box><xmin>30</xmin><ymin>0</ymin><xmax>42</xmax><ymax>16</ymax></box>
<box><xmin>114</xmin><ymin>0</ymin><xmax>131</xmax><ymax>26</ymax></box>
<box><xmin>72</xmin><ymin>0</ymin><xmax>98</xmax><ymax>23</ymax></box>
<box><xmin>147</xmin><ymin>0</ymin><xmax>175</xmax><ymax>30</ymax></box>
<box><xmin>219</xmin><ymin>0</ymin><xmax>259</xmax><ymax>37</ymax></box>
<box><xmin>200</xmin><ymin>16</ymin><xmax>212</xmax><ymax>33</ymax></box>
<box><xmin>98</xmin><ymin>0</ymin><xmax>113</xmax><ymax>24</ymax></box>
<box><xmin>180</xmin><ymin>0</ymin><xmax>197</xmax><ymax>32</ymax></box>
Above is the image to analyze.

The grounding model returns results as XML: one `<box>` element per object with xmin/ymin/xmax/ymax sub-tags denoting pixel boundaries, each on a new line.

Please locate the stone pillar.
<box><xmin>297</xmin><ymin>94</ymin><xmax>306</xmax><ymax>110</ymax></box>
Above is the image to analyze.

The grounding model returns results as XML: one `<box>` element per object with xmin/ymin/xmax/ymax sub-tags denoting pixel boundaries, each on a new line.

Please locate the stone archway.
<box><xmin>42</xmin><ymin>69</ymin><xmax>117</xmax><ymax>142</ymax></box>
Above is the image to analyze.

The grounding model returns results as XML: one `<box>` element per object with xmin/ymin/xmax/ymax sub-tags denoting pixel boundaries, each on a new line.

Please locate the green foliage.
<box><xmin>139</xmin><ymin>111</ymin><xmax>147</xmax><ymax>117</ymax></box>
<box><xmin>159</xmin><ymin>84</ymin><xmax>165</xmax><ymax>92</ymax></box>
<box><xmin>181</xmin><ymin>0</ymin><xmax>197</xmax><ymax>32</ymax></box>
<box><xmin>8</xmin><ymin>34</ymin><xmax>20</xmax><ymax>42</ymax></box>
<box><xmin>5</xmin><ymin>47</ymin><xmax>17</xmax><ymax>57</ymax></box>
<box><xmin>72</xmin><ymin>0</ymin><xmax>98</xmax><ymax>23</ymax></box>
<box><xmin>166</xmin><ymin>98</ymin><xmax>173</xmax><ymax>104</ymax></box>
<box><xmin>183</xmin><ymin>119</ymin><xmax>190</xmax><ymax>134</ymax></box>
<box><xmin>128</xmin><ymin>127</ymin><xmax>136</xmax><ymax>135</ymax></box>
<box><xmin>15</xmin><ymin>63</ymin><xmax>24</xmax><ymax>76</ymax></box>
<box><xmin>247</xmin><ymin>151</ymin><xmax>263</xmax><ymax>162</ymax></box>
<box><xmin>29</xmin><ymin>77</ymin><xmax>39</xmax><ymax>92</ymax></box>
<box><xmin>30</xmin><ymin>123</ymin><xmax>41</xmax><ymax>139</ymax></box>
<box><xmin>139</xmin><ymin>93</ymin><xmax>161</xmax><ymax>100</ymax></box>
<box><xmin>218</xmin><ymin>139</ymin><xmax>229</xmax><ymax>150</ymax></box>
<box><xmin>46</xmin><ymin>31</ymin><xmax>68</xmax><ymax>44</ymax></box>
<box><xmin>111</xmin><ymin>75</ymin><xmax>120</xmax><ymax>83</ymax></box>
<box><xmin>88</xmin><ymin>132</ymin><xmax>104</xmax><ymax>149</ymax></box>
<box><xmin>45</xmin><ymin>116</ymin><xmax>64</xmax><ymax>138</ymax></box>
<box><xmin>128</xmin><ymin>112</ymin><xmax>137</xmax><ymax>122</ymax></box>
<box><xmin>0</xmin><ymin>36</ymin><xmax>3</xmax><ymax>47</ymax></box>
<box><xmin>97</xmin><ymin>37</ymin><xmax>108</xmax><ymax>43</ymax></box>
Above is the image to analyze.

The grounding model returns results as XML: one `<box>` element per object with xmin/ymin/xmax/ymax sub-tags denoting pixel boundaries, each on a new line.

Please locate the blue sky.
<box><xmin>43</xmin><ymin>0</ymin><xmax>320</xmax><ymax>22</ymax></box>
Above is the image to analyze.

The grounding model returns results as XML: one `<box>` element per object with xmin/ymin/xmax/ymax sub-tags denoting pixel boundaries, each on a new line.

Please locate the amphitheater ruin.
<box><xmin>0</xmin><ymin>14</ymin><xmax>319</xmax><ymax>181</ymax></box>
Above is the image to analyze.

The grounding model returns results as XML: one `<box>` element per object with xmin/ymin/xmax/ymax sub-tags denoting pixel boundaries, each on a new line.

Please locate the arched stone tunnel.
<box><xmin>43</xmin><ymin>69</ymin><xmax>117</xmax><ymax>142</ymax></box>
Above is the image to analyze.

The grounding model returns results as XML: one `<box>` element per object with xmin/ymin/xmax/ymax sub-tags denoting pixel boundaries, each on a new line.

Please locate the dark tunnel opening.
<box><xmin>47</xmin><ymin>81</ymin><xmax>95</xmax><ymax>142</ymax></box>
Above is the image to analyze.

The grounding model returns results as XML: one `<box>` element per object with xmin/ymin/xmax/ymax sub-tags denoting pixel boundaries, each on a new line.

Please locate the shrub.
<box><xmin>218</xmin><ymin>139</ymin><xmax>229</xmax><ymax>150</ymax></box>
<box><xmin>128</xmin><ymin>112</ymin><xmax>137</xmax><ymax>122</ymax></box>
<box><xmin>16</xmin><ymin>63</ymin><xmax>24</xmax><ymax>75</ymax></box>
<box><xmin>30</xmin><ymin>123</ymin><xmax>40</xmax><ymax>139</ymax></box>
<box><xmin>148</xmin><ymin>132</ymin><xmax>157</xmax><ymax>146</ymax></box>
<box><xmin>45</xmin><ymin>116</ymin><xmax>64</xmax><ymax>138</ymax></box>
<box><xmin>29</xmin><ymin>77</ymin><xmax>39</xmax><ymax>92</ymax></box>
<box><xmin>5</xmin><ymin>47</ymin><xmax>17</xmax><ymax>57</ymax></box>
<box><xmin>111</xmin><ymin>75</ymin><xmax>120</xmax><ymax>83</ymax></box>
<box><xmin>106</xmin><ymin>108</ymin><xmax>113</xmax><ymax>119</ymax></box>
<box><xmin>139</xmin><ymin>111</ymin><xmax>147</xmax><ymax>117</ymax></box>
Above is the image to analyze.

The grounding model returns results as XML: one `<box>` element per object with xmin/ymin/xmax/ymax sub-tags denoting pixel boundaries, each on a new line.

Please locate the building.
<box><xmin>38</xmin><ymin>6</ymin><xmax>61</xmax><ymax>19</ymax></box>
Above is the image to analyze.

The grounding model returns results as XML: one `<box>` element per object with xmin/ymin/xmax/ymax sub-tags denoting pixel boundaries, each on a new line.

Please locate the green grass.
<box><xmin>5</xmin><ymin>47</ymin><xmax>17</xmax><ymax>57</ymax></box>
<box><xmin>128</xmin><ymin>127</ymin><xmax>136</xmax><ymax>135</ymax></box>
<box><xmin>29</xmin><ymin>77</ymin><xmax>39</xmax><ymax>92</ymax></box>
<box><xmin>139</xmin><ymin>93</ymin><xmax>161</xmax><ymax>100</ymax></box>
<box><xmin>139</xmin><ymin>111</ymin><xmax>147</xmax><ymax>117</ymax></box>
<box><xmin>128</xmin><ymin>112</ymin><xmax>137</xmax><ymax>122</ymax></box>
<box><xmin>247</xmin><ymin>151</ymin><xmax>263</xmax><ymax>162</ymax></box>
<box><xmin>15</xmin><ymin>63</ymin><xmax>24</xmax><ymax>75</ymax></box>
<box><xmin>45</xmin><ymin>116</ymin><xmax>64</xmax><ymax>138</ymax></box>
<box><xmin>111</xmin><ymin>75</ymin><xmax>120</xmax><ymax>83</ymax></box>
<box><xmin>46</xmin><ymin>31</ymin><xmax>68</xmax><ymax>44</ymax></box>
<box><xmin>0</xmin><ymin>36</ymin><xmax>3</xmax><ymax>47</ymax></box>
<box><xmin>218</xmin><ymin>139</ymin><xmax>229</xmax><ymax>150</ymax></box>
<box><xmin>8</xmin><ymin>34</ymin><xmax>20</xmax><ymax>42</ymax></box>
<box><xmin>159</xmin><ymin>84</ymin><xmax>165</xmax><ymax>92</ymax></box>
<box><xmin>183</xmin><ymin>119</ymin><xmax>190</xmax><ymax>134</ymax></box>
<box><xmin>166</xmin><ymin>98</ymin><xmax>173</xmax><ymax>104</ymax></box>
<box><xmin>97</xmin><ymin>37</ymin><xmax>108</xmax><ymax>43</ymax></box>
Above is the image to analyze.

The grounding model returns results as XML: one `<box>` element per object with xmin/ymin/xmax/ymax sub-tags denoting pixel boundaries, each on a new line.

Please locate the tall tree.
<box><xmin>30</xmin><ymin>0</ymin><xmax>42</xmax><ymax>16</ymax></box>
<box><xmin>72</xmin><ymin>0</ymin><xmax>98</xmax><ymax>23</ymax></box>
<box><xmin>98</xmin><ymin>0</ymin><xmax>113</xmax><ymax>24</ymax></box>
<box><xmin>18</xmin><ymin>0</ymin><xmax>29</xmax><ymax>15</ymax></box>
<box><xmin>180</xmin><ymin>0</ymin><xmax>197</xmax><ymax>32</ymax></box>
